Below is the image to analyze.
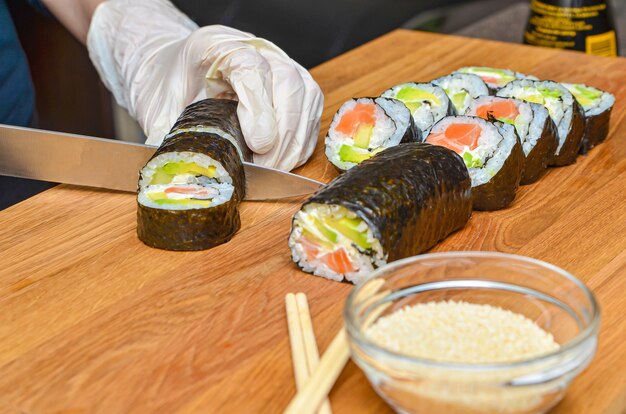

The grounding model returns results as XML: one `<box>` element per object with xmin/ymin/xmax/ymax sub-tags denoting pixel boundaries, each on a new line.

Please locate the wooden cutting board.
<box><xmin>0</xmin><ymin>30</ymin><xmax>624</xmax><ymax>413</ymax></box>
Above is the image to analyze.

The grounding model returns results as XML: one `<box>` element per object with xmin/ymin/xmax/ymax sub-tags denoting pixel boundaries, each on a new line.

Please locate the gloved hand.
<box><xmin>86</xmin><ymin>0</ymin><xmax>324</xmax><ymax>171</ymax></box>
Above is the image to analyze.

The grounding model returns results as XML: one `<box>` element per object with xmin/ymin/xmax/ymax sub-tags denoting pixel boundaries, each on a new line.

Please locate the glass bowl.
<box><xmin>344</xmin><ymin>252</ymin><xmax>600</xmax><ymax>414</ymax></box>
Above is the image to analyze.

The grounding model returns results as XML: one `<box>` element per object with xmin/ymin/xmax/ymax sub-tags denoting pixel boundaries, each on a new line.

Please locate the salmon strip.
<box><xmin>300</xmin><ymin>236</ymin><xmax>320</xmax><ymax>261</ymax></box>
<box><xmin>480</xmin><ymin>75</ymin><xmax>500</xmax><ymax>85</ymax></box>
<box><xmin>322</xmin><ymin>248</ymin><xmax>356</xmax><ymax>274</ymax></box>
<box><xmin>335</xmin><ymin>103</ymin><xmax>376</xmax><ymax>136</ymax></box>
<box><xmin>164</xmin><ymin>186</ymin><xmax>214</xmax><ymax>198</ymax></box>
<box><xmin>426</xmin><ymin>123</ymin><xmax>482</xmax><ymax>153</ymax></box>
<box><xmin>475</xmin><ymin>100</ymin><xmax>520</xmax><ymax>121</ymax></box>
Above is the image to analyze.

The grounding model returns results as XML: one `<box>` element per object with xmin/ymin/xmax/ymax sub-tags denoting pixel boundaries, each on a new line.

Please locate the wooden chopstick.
<box><xmin>286</xmin><ymin>293</ymin><xmax>310</xmax><ymax>389</ymax></box>
<box><xmin>285</xmin><ymin>293</ymin><xmax>333</xmax><ymax>414</ymax></box>
<box><xmin>284</xmin><ymin>328</ymin><xmax>349</xmax><ymax>414</ymax></box>
<box><xmin>284</xmin><ymin>279</ymin><xmax>391</xmax><ymax>414</ymax></box>
<box><xmin>295</xmin><ymin>294</ymin><xmax>332</xmax><ymax>414</ymax></box>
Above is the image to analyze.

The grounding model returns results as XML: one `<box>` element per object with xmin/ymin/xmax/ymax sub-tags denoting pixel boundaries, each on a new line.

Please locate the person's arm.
<box><xmin>38</xmin><ymin>0</ymin><xmax>104</xmax><ymax>44</ymax></box>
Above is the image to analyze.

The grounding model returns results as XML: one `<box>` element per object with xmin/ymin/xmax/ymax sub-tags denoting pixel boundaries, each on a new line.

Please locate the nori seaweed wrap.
<box><xmin>324</xmin><ymin>97</ymin><xmax>420</xmax><ymax>172</ymax></box>
<box><xmin>137</xmin><ymin>132</ymin><xmax>245</xmax><ymax>251</ymax></box>
<box><xmin>563</xmin><ymin>83</ymin><xmax>615</xmax><ymax>154</ymax></box>
<box><xmin>466</xmin><ymin>96</ymin><xmax>558</xmax><ymax>185</ymax></box>
<box><xmin>425</xmin><ymin>116</ymin><xmax>525</xmax><ymax>211</ymax></box>
<box><xmin>497</xmin><ymin>80</ymin><xmax>585</xmax><ymax>166</ymax></box>
<box><xmin>289</xmin><ymin>143</ymin><xmax>472</xmax><ymax>284</ymax></box>
<box><xmin>167</xmin><ymin>98</ymin><xmax>253</xmax><ymax>162</ymax></box>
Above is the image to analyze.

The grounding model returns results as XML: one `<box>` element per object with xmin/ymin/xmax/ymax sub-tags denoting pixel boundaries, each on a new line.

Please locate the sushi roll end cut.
<box><xmin>290</xmin><ymin>143</ymin><xmax>472</xmax><ymax>284</ymax></box>
<box><xmin>137</xmin><ymin>98</ymin><xmax>247</xmax><ymax>251</ymax></box>
<box><xmin>497</xmin><ymin>79</ymin><xmax>585</xmax><ymax>166</ymax></box>
<box><xmin>455</xmin><ymin>67</ymin><xmax>536</xmax><ymax>93</ymax></box>
<box><xmin>325</xmin><ymin>97</ymin><xmax>419</xmax><ymax>172</ymax></box>
<box><xmin>466</xmin><ymin>97</ymin><xmax>558</xmax><ymax>185</ymax></box>
<box><xmin>381</xmin><ymin>82</ymin><xmax>453</xmax><ymax>135</ymax></box>
<box><xmin>137</xmin><ymin>133</ymin><xmax>245</xmax><ymax>251</ymax></box>
<box><xmin>426</xmin><ymin>116</ymin><xmax>524</xmax><ymax>211</ymax></box>
<box><xmin>563</xmin><ymin>83</ymin><xmax>615</xmax><ymax>154</ymax></box>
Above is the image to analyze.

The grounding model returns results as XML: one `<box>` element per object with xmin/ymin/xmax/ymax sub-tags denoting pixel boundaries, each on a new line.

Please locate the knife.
<box><xmin>0</xmin><ymin>124</ymin><xmax>324</xmax><ymax>200</ymax></box>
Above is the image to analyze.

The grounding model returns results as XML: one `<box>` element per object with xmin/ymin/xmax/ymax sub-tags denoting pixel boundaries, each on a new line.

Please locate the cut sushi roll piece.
<box><xmin>166</xmin><ymin>98</ymin><xmax>252</xmax><ymax>162</ymax></box>
<box><xmin>325</xmin><ymin>97</ymin><xmax>419</xmax><ymax>171</ymax></box>
<box><xmin>497</xmin><ymin>80</ymin><xmax>585</xmax><ymax>166</ymax></box>
<box><xmin>290</xmin><ymin>143</ymin><xmax>472</xmax><ymax>284</ymax></box>
<box><xmin>432</xmin><ymin>73</ymin><xmax>489</xmax><ymax>114</ymax></box>
<box><xmin>455</xmin><ymin>67</ymin><xmax>537</xmax><ymax>93</ymax></box>
<box><xmin>380</xmin><ymin>83</ymin><xmax>452</xmax><ymax>135</ymax></box>
<box><xmin>426</xmin><ymin>116</ymin><xmax>524</xmax><ymax>211</ymax></box>
<box><xmin>467</xmin><ymin>96</ymin><xmax>558</xmax><ymax>184</ymax></box>
<box><xmin>137</xmin><ymin>132</ymin><xmax>245</xmax><ymax>251</ymax></box>
<box><xmin>562</xmin><ymin>83</ymin><xmax>615</xmax><ymax>154</ymax></box>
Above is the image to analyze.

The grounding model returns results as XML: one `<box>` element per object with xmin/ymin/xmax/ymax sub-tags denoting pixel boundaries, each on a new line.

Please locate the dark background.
<box><xmin>6</xmin><ymin>0</ymin><xmax>625</xmax><ymax>140</ymax></box>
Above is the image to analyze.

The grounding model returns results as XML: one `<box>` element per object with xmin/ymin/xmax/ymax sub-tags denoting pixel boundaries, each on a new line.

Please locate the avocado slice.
<box><xmin>395</xmin><ymin>87</ymin><xmax>440</xmax><ymax>106</ymax></box>
<box><xmin>462</xmin><ymin>152</ymin><xmax>484</xmax><ymax>168</ymax></box>
<box><xmin>153</xmin><ymin>198</ymin><xmax>213</xmax><ymax>207</ymax></box>
<box><xmin>451</xmin><ymin>91</ymin><xmax>468</xmax><ymax>110</ymax></box>
<box><xmin>325</xmin><ymin>217</ymin><xmax>371</xmax><ymax>250</ymax></box>
<box><xmin>496</xmin><ymin>116</ymin><xmax>515</xmax><ymax>125</ymax></box>
<box><xmin>339</xmin><ymin>145</ymin><xmax>374</xmax><ymax>164</ymax></box>
<box><xmin>150</xmin><ymin>162</ymin><xmax>217</xmax><ymax>185</ymax></box>
<box><xmin>521</xmin><ymin>91</ymin><xmax>545</xmax><ymax>105</ymax></box>
<box><xmin>404</xmin><ymin>101</ymin><xmax>423</xmax><ymax>113</ymax></box>
<box><xmin>161</xmin><ymin>162</ymin><xmax>217</xmax><ymax>177</ymax></box>
<box><xmin>301</xmin><ymin>228</ymin><xmax>334</xmax><ymax>251</ymax></box>
<box><xmin>572</xmin><ymin>85</ymin><xmax>602</xmax><ymax>107</ymax></box>
<box><xmin>353</xmin><ymin>124</ymin><xmax>374</xmax><ymax>149</ymax></box>
<box><xmin>312</xmin><ymin>217</ymin><xmax>338</xmax><ymax>243</ymax></box>
<box><xmin>537</xmin><ymin>86</ymin><xmax>562</xmax><ymax>100</ymax></box>
<box><xmin>150</xmin><ymin>170</ymin><xmax>175</xmax><ymax>185</ymax></box>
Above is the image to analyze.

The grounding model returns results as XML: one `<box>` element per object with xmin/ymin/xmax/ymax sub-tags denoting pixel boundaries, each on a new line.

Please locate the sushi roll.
<box><xmin>432</xmin><ymin>73</ymin><xmax>489</xmax><ymax>114</ymax></box>
<box><xmin>426</xmin><ymin>116</ymin><xmax>524</xmax><ymax>211</ymax></box>
<box><xmin>166</xmin><ymin>98</ymin><xmax>252</xmax><ymax>162</ymax></box>
<box><xmin>137</xmin><ymin>132</ymin><xmax>245</xmax><ymax>251</ymax></box>
<box><xmin>497</xmin><ymin>80</ymin><xmax>585</xmax><ymax>166</ymax></box>
<box><xmin>562</xmin><ymin>83</ymin><xmax>615</xmax><ymax>154</ymax></box>
<box><xmin>289</xmin><ymin>143</ymin><xmax>472</xmax><ymax>284</ymax></box>
<box><xmin>455</xmin><ymin>67</ymin><xmax>537</xmax><ymax>93</ymax></box>
<box><xmin>324</xmin><ymin>97</ymin><xmax>419</xmax><ymax>172</ymax></box>
<box><xmin>466</xmin><ymin>96</ymin><xmax>558</xmax><ymax>185</ymax></box>
<box><xmin>380</xmin><ymin>83</ymin><xmax>453</xmax><ymax>135</ymax></box>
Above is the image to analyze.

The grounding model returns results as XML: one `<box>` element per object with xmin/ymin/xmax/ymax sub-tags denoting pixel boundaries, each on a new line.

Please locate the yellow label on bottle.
<box><xmin>585</xmin><ymin>31</ymin><xmax>617</xmax><ymax>57</ymax></box>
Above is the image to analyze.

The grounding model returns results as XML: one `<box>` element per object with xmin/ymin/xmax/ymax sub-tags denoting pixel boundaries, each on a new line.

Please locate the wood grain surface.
<box><xmin>0</xmin><ymin>30</ymin><xmax>625</xmax><ymax>413</ymax></box>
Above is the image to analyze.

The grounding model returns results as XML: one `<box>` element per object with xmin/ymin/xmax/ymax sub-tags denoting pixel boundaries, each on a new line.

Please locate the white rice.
<box><xmin>325</xmin><ymin>98</ymin><xmax>398</xmax><ymax>170</ymax></box>
<box><xmin>466</xmin><ymin>96</ymin><xmax>541</xmax><ymax>156</ymax></box>
<box><xmin>497</xmin><ymin>79</ymin><xmax>575</xmax><ymax>155</ymax></box>
<box><xmin>375</xmin><ymin>97</ymin><xmax>413</xmax><ymax>145</ymax></box>
<box><xmin>525</xmin><ymin>103</ymin><xmax>550</xmax><ymax>156</ymax></box>
<box><xmin>138</xmin><ymin>151</ymin><xmax>234</xmax><ymax>210</ymax></box>
<box><xmin>432</xmin><ymin>73</ymin><xmax>489</xmax><ymax>114</ymax></box>
<box><xmin>381</xmin><ymin>83</ymin><xmax>450</xmax><ymax>135</ymax></box>
<box><xmin>288</xmin><ymin>203</ymin><xmax>386</xmax><ymax>284</ymax></box>
<box><xmin>428</xmin><ymin>116</ymin><xmax>512</xmax><ymax>187</ymax></box>
<box><xmin>562</xmin><ymin>83</ymin><xmax>615</xmax><ymax>116</ymax></box>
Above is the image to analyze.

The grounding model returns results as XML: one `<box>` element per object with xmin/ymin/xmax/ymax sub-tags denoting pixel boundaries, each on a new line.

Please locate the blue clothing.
<box><xmin>0</xmin><ymin>0</ymin><xmax>47</xmax><ymax>127</ymax></box>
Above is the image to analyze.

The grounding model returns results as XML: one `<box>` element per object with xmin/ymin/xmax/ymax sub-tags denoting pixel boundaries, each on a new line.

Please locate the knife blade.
<box><xmin>0</xmin><ymin>124</ymin><xmax>324</xmax><ymax>200</ymax></box>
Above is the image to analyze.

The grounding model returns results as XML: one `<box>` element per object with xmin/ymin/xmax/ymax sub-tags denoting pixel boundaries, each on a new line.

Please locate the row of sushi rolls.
<box><xmin>136</xmin><ymin>66</ymin><xmax>615</xmax><ymax>284</ymax></box>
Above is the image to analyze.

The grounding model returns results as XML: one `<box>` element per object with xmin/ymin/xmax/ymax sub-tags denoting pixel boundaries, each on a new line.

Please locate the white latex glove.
<box><xmin>86</xmin><ymin>0</ymin><xmax>323</xmax><ymax>171</ymax></box>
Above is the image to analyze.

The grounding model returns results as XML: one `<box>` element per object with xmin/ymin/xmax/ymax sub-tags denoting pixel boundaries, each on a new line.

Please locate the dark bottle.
<box><xmin>524</xmin><ymin>0</ymin><xmax>619</xmax><ymax>56</ymax></box>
